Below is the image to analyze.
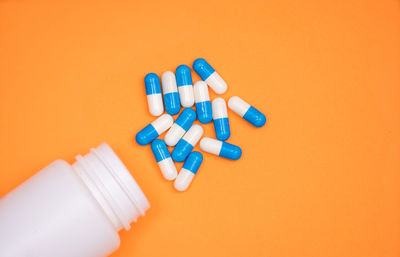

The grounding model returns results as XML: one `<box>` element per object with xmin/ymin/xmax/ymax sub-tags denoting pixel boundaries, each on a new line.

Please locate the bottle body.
<box><xmin>0</xmin><ymin>143</ymin><xmax>149</xmax><ymax>257</ymax></box>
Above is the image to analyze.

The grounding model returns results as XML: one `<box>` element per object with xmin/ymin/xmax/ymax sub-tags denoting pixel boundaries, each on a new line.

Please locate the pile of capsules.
<box><xmin>135</xmin><ymin>58</ymin><xmax>266</xmax><ymax>192</ymax></box>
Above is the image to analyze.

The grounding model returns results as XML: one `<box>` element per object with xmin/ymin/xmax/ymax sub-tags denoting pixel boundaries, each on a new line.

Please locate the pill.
<box><xmin>172</xmin><ymin>124</ymin><xmax>204</xmax><ymax>162</ymax></box>
<box><xmin>164</xmin><ymin>108</ymin><xmax>196</xmax><ymax>146</ymax></box>
<box><xmin>193</xmin><ymin>58</ymin><xmax>227</xmax><ymax>94</ymax></box>
<box><xmin>151</xmin><ymin>139</ymin><xmax>178</xmax><ymax>180</ymax></box>
<box><xmin>174</xmin><ymin>151</ymin><xmax>203</xmax><ymax>191</ymax></box>
<box><xmin>212</xmin><ymin>97</ymin><xmax>230</xmax><ymax>141</ymax></box>
<box><xmin>135</xmin><ymin>114</ymin><xmax>173</xmax><ymax>145</ymax></box>
<box><xmin>228</xmin><ymin>96</ymin><xmax>266</xmax><ymax>127</ymax></box>
<box><xmin>161</xmin><ymin>71</ymin><xmax>181</xmax><ymax>115</ymax></box>
<box><xmin>144</xmin><ymin>73</ymin><xmax>164</xmax><ymax>116</ymax></box>
<box><xmin>176</xmin><ymin>65</ymin><xmax>195</xmax><ymax>108</ymax></box>
<box><xmin>193</xmin><ymin>81</ymin><xmax>212</xmax><ymax>124</ymax></box>
<box><xmin>200</xmin><ymin>137</ymin><xmax>242</xmax><ymax>160</ymax></box>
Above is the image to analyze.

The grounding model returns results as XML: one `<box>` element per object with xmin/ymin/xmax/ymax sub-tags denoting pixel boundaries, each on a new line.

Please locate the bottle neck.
<box><xmin>72</xmin><ymin>143</ymin><xmax>150</xmax><ymax>232</ymax></box>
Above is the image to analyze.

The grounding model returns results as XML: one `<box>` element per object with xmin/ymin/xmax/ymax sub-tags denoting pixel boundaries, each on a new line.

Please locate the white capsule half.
<box><xmin>174</xmin><ymin>169</ymin><xmax>195</xmax><ymax>191</ymax></box>
<box><xmin>193</xmin><ymin>81</ymin><xmax>210</xmax><ymax>103</ymax></box>
<box><xmin>147</xmin><ymin>94</ymin><xmax>164</xmax><ymax>116</ymax></box>
<box><xmin>161</xmin><ymin>71</ymin><xmax>178</xmax><ymax>94</ymax></box>
<box><xmin>228</xmin><ymin>96</ymin><xmax>250</xmax><ymax>117</ymax></box>
<box><xmin>212</xmin><ymin>97</ymin><xmax>228</xmax><ymax>120</ymax></box>
<box><xmin>205</xmin><ymin>73</ymin><xmax>227</xmax><ymax>94</ymax></box>
<box><xmin>199</xmin><ymin>137</ymin><xmax>222</xmax><ymax>155</ymax></box>
<box><xmin>164</xmin><ymin>123</ymin><xmax>186</xmax><ymax>147</ymax></box>
<box><xmin>151</xmin><ymin>114</ymin><xmax>174</xmax><ymax>135</ymax></box>
<box><xmin>182</xmin><ymin>124</ymin><xmax>204</xmax><ymax>146</ymax></box>
<box><xmin>157</xmin><ymin>158</ymin><xmax>178</xmax><ymax>180</ymax></box>
<box><xmin>178</xmin><ymin>86</ymin><xmax>194</xmax><ymax>107</ymax></box>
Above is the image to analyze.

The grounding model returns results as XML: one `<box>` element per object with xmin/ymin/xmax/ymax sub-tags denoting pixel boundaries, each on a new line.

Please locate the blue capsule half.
<box><xmin>163</xmin><ymin>92</ymin><xmax>180</xmax><ymax>115</ymax></box>
<box><xmin>193</xmin><ymin>58</ymin><xmax>215</xmax><ymax>80</ymax></box>
<box><xmin>213</xmin><ymin>118</ymin><xmax>230</xmax><ymax>141</ymax></box>
<box><xmin>196</xmin><ymin>101</ymin><xmax>212</xmax><ymax>124</ymax></box>
<box><xmin>172</xmin><ymin>139</ymin><xmax>193</xmax><ymax>162</ymax></box>
<box><xmin>135</xmin><ymin>124</ymin><xmax>158</xmax><ymax>146</ymax></box>
<box><xmin>175</xmin><ymin>108</ymin><xmax>196</xmax><ymax>131</ymax></box>
<box><xmin>176</xmin><ymin>65</ymin><xmax>193</xmax><ymax>87</ymax></box>
<box><xmin>151</xmin><ymin>139</ymin><xmax>170</xmax><ymax>162</ymax></box>
<box><xmin>220</xmin><ymin>141</ymin><xmax>242</xmax><ymax>160</ymax></box>
<box><xmin>144</xmin><ymin>73</ymin><xmax>162</xmax><ymax>95</ymax></box>
<box><xmin>243</xmin><ymin>106</ymin><xmax>266</xmax><ymax>128</ymax></box>
<box><xmin>182</xmin><ymin>151</ymin><xmax>203</xmax><ymax>174</ymax></box>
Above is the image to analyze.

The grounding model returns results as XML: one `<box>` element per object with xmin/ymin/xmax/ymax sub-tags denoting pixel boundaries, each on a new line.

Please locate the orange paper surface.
<box><xmin>1</xmin><ymin>1</ymin><xmax>399</xmax><ymax>256</ymax></box>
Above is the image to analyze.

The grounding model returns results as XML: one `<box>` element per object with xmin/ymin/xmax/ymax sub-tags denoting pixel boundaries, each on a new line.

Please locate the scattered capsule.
<box><xmin>193</xmin><ymin>81</ymin><xmax>212</xmax><ymax>124</ymax></box>
<box><xmin>135</xmin><ymin>114</ymin><xmax>173</xmax><ymax>145</ymax></box>
<box><xmin>172</xmin><ymin>124</ymin><xmax>204</xmax><ymax>162</ymax></box>
<box><xmin>161</xmin><ymin>71</ymin><xmax>181</xmax><ymax>115</ymax></box>
<box><xmin>151</xmin><ymin>139</ymin><xmax>178</xmax><ymax>180</ymax></box>
<box><xmin>228</xmin><ymin>96</ymin><xmax>266</xmax><ymax>127</ymax></box>
<box><xmin>174</xmin><ymin>151</ymin><xmax>203</xmax><ymax>192</ymax></box>
<box><xmin>145</xmin><ymin>73</ymin><xmax>164</xmax><ymax>116</ymax></box>
<box><xmin>164</xmin><ymin>108</ymin><xmax>196</xmax><ymax>146</ymax></box>
<box><xmin>212</xmin><ymin>98</ymin><xmax>230</xmax><ymax>141</ymax></box>
<box><xmin>193</xmin><ymin>58</ymin><xmax>227</xmax><ymax>94</ymax></box>
<box><xmin>176</xmin><ymin>65</ymin><xmax>195</xmax><ymax>108</ymax></box>
<box><xmin>200</xmin><ymin>137</ymin><xmax>242</xmax><ymax>160</ymax></box>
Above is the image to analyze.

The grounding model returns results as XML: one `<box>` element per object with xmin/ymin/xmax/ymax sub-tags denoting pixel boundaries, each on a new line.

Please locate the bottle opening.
<box><xmin>72</xmin><ymin>143</ymin><xmax>150</xmax><ymax>231</ymax></box>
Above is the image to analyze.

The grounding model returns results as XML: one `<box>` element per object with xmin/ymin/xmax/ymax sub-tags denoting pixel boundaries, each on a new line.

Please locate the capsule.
<box><xmin>172</xmin><ymin>124</ymin><xmax>204</xmax><ymax>162</ymax></box>
<box><xmin>193</xmin><ymin>81</ymin><xmax>212</xmax><ymax>124</ymax></box>
<box><xmin>164</xmin><ymin>108</ymin><xmax>196</xmax><ymax>146</ymax></box>
<box><xmin>174</xmin><ymin>151</ymin><xmax>203</xmax><ymax>192</ymax></box>
<box><xmin>176</xmin><ymin>65</ymin><xmax>195</xmax><ymax>107</ymax></box>
<box><xmin>193</xmin><ymin>58</ymin><xmax>227</xmax><ymax>94</ymax></box>
<box><xmin>151</xmin><ymin>139</ymin><xmax>178</xmax><ymax>180</ymax></box>
<box><xmin>228</xmin><ymin>96</ymin><xmax>266</xmax><ymax>127</ymax></box>
<box><xmin>200</xmin><ymin>137</ymin><xmax>242</xmax><ymax>160</ymax></box>
<box><xmin>161</xmin><ymin>71</ymin><xmax>181</xmax><ymax>115</ymax></box>
<box><xmin>145</xmin><ymin>73</ymin><xmax>164</xmax><ymax>116</ymax></box>
<box><xmin>212</xmin><ymin>98</ymin><xmax>230</xmax><ymax>141</ymax></box>
<box><xmin>135</xmin><ymin>114</ymin><xmax>173</xmax><ymax>145</ymax></box>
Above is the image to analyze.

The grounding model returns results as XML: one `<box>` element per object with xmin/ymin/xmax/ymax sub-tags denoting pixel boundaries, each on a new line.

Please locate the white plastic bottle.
<box><xmin>0</xmin><ymin>143</ymin><xmax>150</xmax><ymax>257</ymax></box>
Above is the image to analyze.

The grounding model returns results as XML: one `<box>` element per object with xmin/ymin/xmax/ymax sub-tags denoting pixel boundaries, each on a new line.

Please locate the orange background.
<box><xmin>1</xmin><ymin>0</ymin><xmax>400</xmax><ymax>256</ymax></box>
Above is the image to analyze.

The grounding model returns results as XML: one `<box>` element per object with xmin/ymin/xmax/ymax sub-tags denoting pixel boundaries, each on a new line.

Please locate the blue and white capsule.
<box><xmin>161</xmin><ymin>71</ymin><xmax>181</xmax><ymax>115</ymax></box>
<box><xmin>194</xmin><ymin>81</ymin><xmax>212</xmax><ymax>124</ymax></box>
<box><xmin>228</xmin><ymin>96</ymin><xmax>266</xmax><ymax>127</ymax></box>
<box><xmin>176</xmin><ymin>65</ymin><xmax>194</xmax><ymax>108</ymax></box>
<box><xmin>174</xmin><ymin>151</ymin><xmax>203</xmax><ymax>192</ymax></box>
<box><xmin>164</xmin><ymin>108</ymin><xmax>196</xmax><ymax>147</ymax></box>
<box><xmin>135</xmin><ymin>114</ymin><xmax>173</xmax><ymax>145</ymax></box>
<box><xmin>200</xmin><ymin>137</ymin><xmax>242</xmax><ymax>160</ymax></box>
<box><xmin>145</xmin><ymin>73</ymin><xmax>164</xmax><ymax>116</ymax></box>
<box><xmin>212</xmin><ymin>98</ymin><xmax>230</xmax><ymax>141</ymax></box>
<box><xmin>193</xmin><ymin>58</ymin><xmax>227</xmax><ymax>94</ymax></box>
<box><xmin>151</xmin><ymin>139</ymin><xmax>178</xmax><ymax>180</ymax></box>
<box><xmin>172</xmin><ymin>124</ymin><xmax>204</xmax><ymax>162</ymax></box>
